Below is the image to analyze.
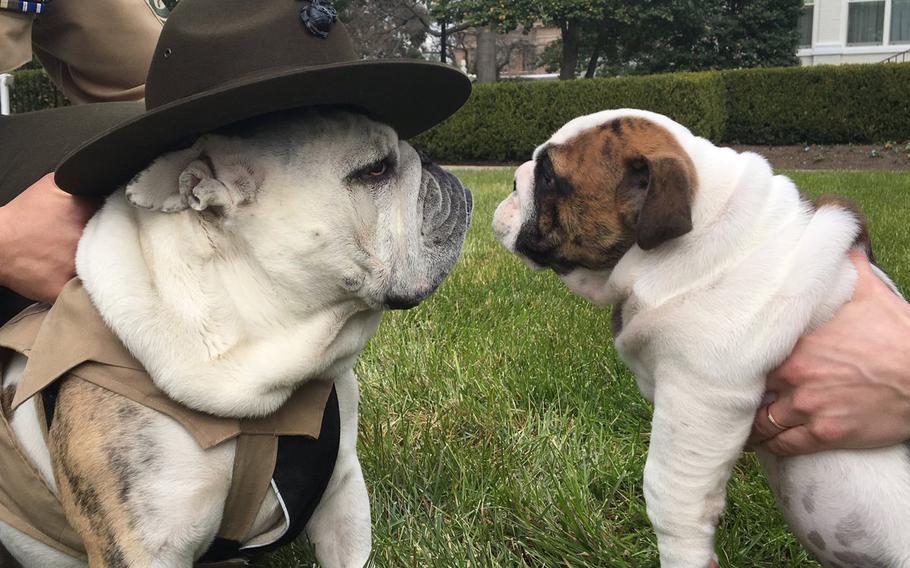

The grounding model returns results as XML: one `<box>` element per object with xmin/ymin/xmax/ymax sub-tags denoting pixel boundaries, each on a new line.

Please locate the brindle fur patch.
<box><xmin>49</xmin><ymin>377</ymin><xmax>159</xmax><ymax>568</ymax></box>
<box><xmin>517</xmin><ymin>117</ymin><xmax>697</xmax><ymax>272</ymax></box>
<box><xmin>1</xmin><ymin>385</ymin><xmax>15</xmax><ymax>418</ymax></box>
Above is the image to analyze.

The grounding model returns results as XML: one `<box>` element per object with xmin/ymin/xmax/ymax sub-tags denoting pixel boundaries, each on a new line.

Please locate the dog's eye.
<box><xmin>368</xmin><ymin>161</ymin><xmax>387</xmax><ymax>177</ymax></box>
<box><xmin>537</xmin><ymin>169</ymin><xmax>553</xmax><ymax>188</ymax></box>
<box><xmin>353</xmin><ymin>158</ymin><xmax>393</xmax><ymax>183</ymax></box>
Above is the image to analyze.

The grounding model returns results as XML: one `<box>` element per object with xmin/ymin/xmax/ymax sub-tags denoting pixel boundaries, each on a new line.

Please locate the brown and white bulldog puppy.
<box><xmin>493</xmin><ymin>109</ymin><xmax>910</xmax><ymax>567</ymax></box>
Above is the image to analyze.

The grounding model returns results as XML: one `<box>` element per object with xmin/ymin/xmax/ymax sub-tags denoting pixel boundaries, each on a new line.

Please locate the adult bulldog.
<box><xmin>0</xmin><ymin>1</ymin><xmax>472</xmax><ymax>567</ymax></box>
<box><xmin>493</xmin><ymin>109</ymin><xmax>909</xmax><ymax>567</ymax></box>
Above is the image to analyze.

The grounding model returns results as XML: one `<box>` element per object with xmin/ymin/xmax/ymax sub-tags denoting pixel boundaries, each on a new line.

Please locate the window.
<box><xmin>798</xmin><ymin>1</ymin><xmax>814</xmax><ymax>47</ymax></box>
<box><xmin>847</xmin><ymin>0</ymin><xmax>885</xmax><ymax>45</ymax></box>
<box><xmin>893</xmin><ymin>0</ymin><xmax>910</xmax><ymax>43</ymax></box>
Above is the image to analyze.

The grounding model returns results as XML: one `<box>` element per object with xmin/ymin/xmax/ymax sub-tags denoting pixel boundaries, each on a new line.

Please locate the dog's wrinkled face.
<box><xmin>126</xmin><ymin>109</ymin><xmax>473</xmax><ymax>313</ymax></box>
<box><xmin>493</xmin><ymin>112</ymin><xmax>697</xmax><ymax>278</ymax></box>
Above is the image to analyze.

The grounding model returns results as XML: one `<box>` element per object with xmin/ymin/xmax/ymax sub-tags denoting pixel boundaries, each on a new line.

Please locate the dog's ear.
<box><xmin>177</xmin><ymin>156</ymin><xmax>262</xmax><ymax>213</ymax></box>
<box><xmin>125</xmin><ymin>135</ymin><xmax>263</xmax><ymax>214</ymax></box>
<box><xmin>634</xmin><ymin>154</ymin><xmax>694</xmax><ymax>250</ymax></box>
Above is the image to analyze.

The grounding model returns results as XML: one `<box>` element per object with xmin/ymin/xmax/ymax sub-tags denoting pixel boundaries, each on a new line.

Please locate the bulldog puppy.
<box><xmin>0</xmin><ymin>109</ymin><xmax>472</xmax><ymax>568</ymax></box>
<box><xmin>493</xmin><ymin>109</ymin><xmax>909</xmax><ymax>567</ymax></box>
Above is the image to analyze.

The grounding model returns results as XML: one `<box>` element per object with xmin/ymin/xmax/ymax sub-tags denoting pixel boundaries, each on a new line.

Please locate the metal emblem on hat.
<box><xmin>300</xmin><ymin>0</ymin><xmax>337</xmax><ymax>39</ymax></box>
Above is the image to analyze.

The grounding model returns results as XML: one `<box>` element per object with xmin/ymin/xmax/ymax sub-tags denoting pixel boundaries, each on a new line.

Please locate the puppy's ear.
<box><xmin>125</xmin><ymin>135</ymin><xmax>263</xmax><ymax>214</ymax></box>
<box><xmin>635</xmin><ymin>154</ymin><xmax>694</xmax><ymax>250</ymax></box>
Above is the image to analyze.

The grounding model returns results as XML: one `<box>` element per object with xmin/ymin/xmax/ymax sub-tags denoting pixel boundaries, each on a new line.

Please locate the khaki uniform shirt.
<box><xmin>0</xmin><ymin>279</ymin><xmax>335</xmax><ymax>564</ymax></box>
<box><xmin>0</xmin><ymin>0</ymin><xmax>165</xmax><ymax>103</ymax></box>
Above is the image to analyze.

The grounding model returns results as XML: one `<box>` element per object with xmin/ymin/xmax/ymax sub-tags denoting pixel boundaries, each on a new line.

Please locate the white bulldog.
<box><xmin>0</xmin><ymin>109</ymin><xmax>472</xmax><ymax>568</ymax></box>
<box><xmin>493</xmin><ymin>109</ymin><xmax>910</xmax><ymax>567</ymax></box>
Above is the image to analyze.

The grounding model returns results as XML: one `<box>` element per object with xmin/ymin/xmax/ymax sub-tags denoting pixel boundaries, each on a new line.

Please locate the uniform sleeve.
<box><xmin>0</xmin><ymin>11</ymin><xmax>35</xmax><ymax>73</ymax></box>
<box><xmin>30</xmin><ymin>0</ymin><xmax>166</xmax><ymax>103</ymax></box>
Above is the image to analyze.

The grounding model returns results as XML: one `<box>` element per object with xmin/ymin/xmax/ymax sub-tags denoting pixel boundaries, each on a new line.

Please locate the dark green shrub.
<box><xmin>8</xmin><ymin>69</ymin><xmax>69</xmax><ymax>113</ymax></box>
<box><xmin>413</xmin><ymin>72</ymin><xmax>727</xmax><ymax>163</ymax></box>
<box><xmin>11</xmin><ymin>62</ymin><xmax>909</xmax><ymax>155</ymax></box>
<box><xmin>723</xmin><ymin>63</ymin><xmax>910</xmax><ymax>144</ymax></box>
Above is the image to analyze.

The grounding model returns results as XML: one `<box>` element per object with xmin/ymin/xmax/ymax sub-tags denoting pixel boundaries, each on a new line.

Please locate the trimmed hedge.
<box><xmin>8</xmin><ymin>69</ymin><xmax>69</xmax><ymax>114</ymax></box>
<box><xmin>415</xmin><ymin>62</ymin><xmax>910</xmax><ymax>161</ymax></box>
<box><xmin>722</xmin><ymin>63</ymin><xmax>910</xmax><ymax>145</ymax></box>
<box><xmin>412</xmin><ymin>72</ymin><xmax>727</xmax><ymax>163</ymax></box>
<box><xmin>9</xmin><ymin>63</ymin><xmax>910</xmax><ymax>159</ymax></box>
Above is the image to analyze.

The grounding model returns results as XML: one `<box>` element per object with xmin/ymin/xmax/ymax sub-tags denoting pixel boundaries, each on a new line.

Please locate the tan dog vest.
<box><xmin>0</xmin><ymin>279</ymin><xmax>334</xmax><ymax>564</ymax></box>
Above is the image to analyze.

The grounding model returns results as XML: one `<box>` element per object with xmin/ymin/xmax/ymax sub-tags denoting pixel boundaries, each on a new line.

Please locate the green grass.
<box><xmin>263</xmin><ymin>168</ymin><xmax>910</xmax><ymax>568</ymax></box>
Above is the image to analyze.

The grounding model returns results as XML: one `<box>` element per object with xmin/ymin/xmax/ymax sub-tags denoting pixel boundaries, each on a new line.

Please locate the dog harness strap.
<box><xmin>216</xmin><ymin>434</ymin><xmax>279</xmax><ymax>541</ymax></box>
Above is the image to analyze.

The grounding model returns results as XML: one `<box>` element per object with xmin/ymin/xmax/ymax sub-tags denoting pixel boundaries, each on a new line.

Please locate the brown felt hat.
<box><xmin>53</xmin><ymin>0</ymin><xmax>471</xmax><ymax>196</ymax></box>
<box><xmin>0</xmin><ymin>103</ymin><xmax>145</xmax><ymax>206</ymax></box>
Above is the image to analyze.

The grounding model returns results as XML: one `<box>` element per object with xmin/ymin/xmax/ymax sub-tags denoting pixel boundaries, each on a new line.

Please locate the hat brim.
<box><xmin>55</xmin><ymin>59</ymin><xmax>471</xmax><ymax>196</ymax></box>
<box><xmin>0</xmin><ymin>102</ymin><xmax>145</xmax><ymax>206</ymax></box>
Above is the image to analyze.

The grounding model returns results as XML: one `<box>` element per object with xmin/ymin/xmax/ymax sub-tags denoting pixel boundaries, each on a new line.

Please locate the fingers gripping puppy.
<box><xmin>494</xmin><ymin>109</ymin><xmax>910</xmax><ymax>567</ymax></box>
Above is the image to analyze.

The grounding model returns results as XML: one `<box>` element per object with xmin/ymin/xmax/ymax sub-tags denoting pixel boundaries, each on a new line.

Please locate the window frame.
<box><xmin>891</xmin><ymin>0</ymin><xmax>910</xmax><ymax>44</ymax></box>
<box><xmin>798</xmin><ymin>0</ymin><xmax>816</xmax><ymax>48</ymax></box>
<box><xmin>846</xmin><ymin>0</ymin><xmax>888</xmax><ymax>46</ymax></box>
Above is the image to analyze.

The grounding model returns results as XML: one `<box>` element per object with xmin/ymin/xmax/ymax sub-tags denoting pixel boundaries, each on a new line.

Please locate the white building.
<box><xmin>799</xmin><ymin>0</ymin><xmax>910</xmax><ymax>64</ymax></box>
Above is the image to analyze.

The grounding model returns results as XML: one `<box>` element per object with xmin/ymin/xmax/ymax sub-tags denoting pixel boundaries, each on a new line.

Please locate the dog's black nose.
<box><xmin>384</xmin><ymin>295</ymin><xmax>421</xmax><ymax>310</ymax></box>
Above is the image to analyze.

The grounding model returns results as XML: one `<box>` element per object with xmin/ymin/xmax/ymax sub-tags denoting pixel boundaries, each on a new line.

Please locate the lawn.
<box><xmin>263</xmin><ymin>168</ymin><xmax>910</xmax><ymax>568</ymax></box>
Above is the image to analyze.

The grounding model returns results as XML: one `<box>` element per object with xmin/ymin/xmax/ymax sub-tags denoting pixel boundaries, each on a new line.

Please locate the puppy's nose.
<box><xmin>515</xmin><ymin>161</ymin><xmax>534</xmax><ymax>188</ymax></box>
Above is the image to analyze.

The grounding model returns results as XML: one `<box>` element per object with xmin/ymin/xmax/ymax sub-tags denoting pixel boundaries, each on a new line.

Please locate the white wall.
<box><xmin>799</xmin><ymin>0</ymin><xmax>910</xmax><ymax>65</ymax></box>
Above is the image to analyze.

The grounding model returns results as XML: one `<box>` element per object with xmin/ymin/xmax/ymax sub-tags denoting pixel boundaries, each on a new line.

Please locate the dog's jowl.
<box><xmin>494</xmin><ymin>108</ymin><xmax>910</xmax><ymax>567</ymax></box>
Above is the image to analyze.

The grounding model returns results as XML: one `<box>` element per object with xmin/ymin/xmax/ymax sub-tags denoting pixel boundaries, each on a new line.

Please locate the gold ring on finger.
<box><xmin>767</xmin><ymin>406</ymin><xmax>790</xmax><ymax>431</ymax></box>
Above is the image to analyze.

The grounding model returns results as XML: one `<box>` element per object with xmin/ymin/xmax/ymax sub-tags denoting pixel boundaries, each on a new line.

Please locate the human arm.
<box><xmin>750</xmin><ymin>249</ymin><xmax>910</xmax><ymax>455</ymax></box>
<box><xmin>0</xmin><ymin>173</ymin><xmax>98</xmax><ymax>303</ymax></box>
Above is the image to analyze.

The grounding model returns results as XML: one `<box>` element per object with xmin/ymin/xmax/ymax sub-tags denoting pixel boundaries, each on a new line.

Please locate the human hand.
<box><xmin>750</xmin><ymin>249</ymin><xmax>910</xmax><ymax>456</ymax></box>
<box><xmin>0</xmin><ymin>173</ymin><xmax>99</xmax><ymax>303</ymax></box>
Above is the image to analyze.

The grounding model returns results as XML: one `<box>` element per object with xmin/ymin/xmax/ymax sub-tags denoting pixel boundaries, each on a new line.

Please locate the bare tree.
<box><xmin>475</xmin><ymin>27</ymin><xmax>497</xmax><ymax>83</ymax></box>
<box><xmin>496</xmin><ymin>34</ymin><xmax>536</xmax><ymax>76</ymax></box>
<box><xmin>341</xmin><ymin>0</ymin><xmax>430</xmax><ymax>59</ymax></box>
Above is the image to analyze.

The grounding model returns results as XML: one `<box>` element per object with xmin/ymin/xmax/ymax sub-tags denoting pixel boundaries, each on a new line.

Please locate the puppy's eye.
<box><xmin>629</xmin><ymin>158</ymin><xmax>648</xmax><ymax>172</ymax></box>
